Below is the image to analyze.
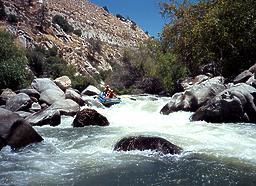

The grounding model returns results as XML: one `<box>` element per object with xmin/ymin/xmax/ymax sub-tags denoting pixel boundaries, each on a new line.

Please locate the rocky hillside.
<box><xmin>0</xmin><ymin>0</ymin><xmax>148</xmax><ymax>81</ymax></box>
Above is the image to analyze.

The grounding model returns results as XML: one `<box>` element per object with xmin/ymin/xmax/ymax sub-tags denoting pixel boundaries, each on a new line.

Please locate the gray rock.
<box><xmin>15</xmin><ymin>111</ymin><xmax>32</xmax><ymax>118</ymax></box>
<box><xmin>5</xmin><ymin>93</ymin><xmax>32</xmax><ymax>112</ymax></box>
<box><xmin>233</xmin><ymin>70</ymin><xmax>253</xmax><ymax>84</ymax></box>
<box><xmin>114</xmin><ymin>136</ymin><xmax>182</xmax><ymax>155</ymax></box>
<box><xmin>191</xmin><ymin>83</ymin><xmax>256</xmax><ymax>123</ymax></box>
<box><xmin>25</xmin><ymin>107</ymin><xmax>61</xmax><ymax>127</ymax></box>
<box><xmin>65</xmin><ymin>88</ymin><xmax>86</xmax><ymax>106</ymax></box>
<box><xmin>0</xmin><ymin>89</ymin><xmax>16</xmax><ymax>105</ymax></box>
<box><xmin>51</xmin><ymin>99</ymin><xmax>80</xmax><ymax>116</ymax></box>
<box><xmin>180</xmin><ymin>75</ymin><xmax>209</xmax><ymax>90</ymax></box>
<box><xmin>31</xmin><ymin>78</ymin><xmax>63</xmax><ymax>93</ymax></box>
<box><xmin>29</xmin><ymin>102</ymin><xmax>41</xmax><ymax>112</ymax></box>
<box><xmin>54</xmin><ymin>76</ymin><xmax>72</xmax><ymax>91</ymax></box>
<box><xmin>81</xmin><ymin>85</ymin><xmax>101</xmax><ymax>96</ymax></box>
<box><xmin>17</xmin><ymin>89</ymin><xmax>40</xmax><ymax>99</ymax></box>
<box><xmin>39</xmin><ymin>89</ymin><xmax>65</xmax><ymax>105</ymax></box>
<box><xmin>0</xmin><ymin>108</ymin><xmax>43</xmax><ymax>150</ymax></box>
<box><xmin>161</xmin><ymin>76</ymin><xmax>226</xmax><ymax>115</ymax></box>
<box><xmin>73</xmin><ymin>108</ymin><xmax>109</xmax><ymax>127</ymax></box>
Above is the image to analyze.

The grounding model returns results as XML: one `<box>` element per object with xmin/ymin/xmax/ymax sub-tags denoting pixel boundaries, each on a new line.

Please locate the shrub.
<box><xmin>103</xmin><ymin>6</ymin><xmax>109</xmax><ymax>13</ymax></box>
<box><xmin>88</xmin><ymin>38</ymin><xmax>102</xmax><ymax>55</ymax></box>
<box><xmin>0</xmin><ymin>31</ymin><xmax>29</xmax><ymax>90</ymax></box>
<box><xmin>52</xmin><ymin>15</ymin><xmax>74</xmax><ymax>33</ymax></box>
<box><xmin>73</xmin><ymin>29</ymin><xmax>82</xmax><ymax>37</ymax></box>
<box><xmin>7</xmin><ymin>14</ymin><xmax>18</xmax><ymax>24</ymax></box>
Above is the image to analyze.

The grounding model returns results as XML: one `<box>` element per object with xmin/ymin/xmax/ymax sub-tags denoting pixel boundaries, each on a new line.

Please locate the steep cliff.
<box><xmin>0</xmin><ymin>0</ymin><xmax>148</xmax><ymax>82</ymax></box>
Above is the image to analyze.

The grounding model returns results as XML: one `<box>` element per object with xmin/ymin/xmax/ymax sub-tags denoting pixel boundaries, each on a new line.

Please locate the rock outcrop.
<box><xmin>114</xmin><ymin>136</ymin><xmax>182</xmax><ymax>155</ymax></box>
<box><xmin>161</xmin><ymin>76</ymin><xmax>226</xmax><ymax>115</ymax></box>
<box><xmin>191</xmin><ymin>83</ymin><xmax>256</xmax><ymax>123</ymax></box>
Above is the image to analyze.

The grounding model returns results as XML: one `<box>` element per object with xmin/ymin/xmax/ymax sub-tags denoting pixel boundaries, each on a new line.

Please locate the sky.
<box><xmin>90</xmin><ymin>0</ymin><xmax>168</xmax><ymax>37</ymax></box>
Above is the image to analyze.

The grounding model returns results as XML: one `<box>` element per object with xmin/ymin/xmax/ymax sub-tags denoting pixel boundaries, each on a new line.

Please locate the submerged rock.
<box><xmin>73</xmin><ymin>108</ymin><xmax>109</xmax><ymax>127</ymax></box>
<box><xmin>191</xmin><ymin>83</ymin><xmax>256</xmax><ymax>123</ymax></box>
<box><xmin>0</xmin><ymin>108</ymin><xmax>43</xmax><ymax>150</ymax></box>
<box><xmin>161</xmin><ymin>76</ymin><xmax>226</xmax><ymax>115</ymax></box>
<box><xmin>114</xmin><ymin>136</ymin><xmax>182</xmax><ymax>155</ymax></box>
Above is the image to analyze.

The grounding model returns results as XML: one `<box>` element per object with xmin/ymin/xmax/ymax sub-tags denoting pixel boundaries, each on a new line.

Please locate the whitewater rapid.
<box><xmin>0</xmin><ymin>95</ymin><xmax>256</xmax><ymax>185</ymax></box>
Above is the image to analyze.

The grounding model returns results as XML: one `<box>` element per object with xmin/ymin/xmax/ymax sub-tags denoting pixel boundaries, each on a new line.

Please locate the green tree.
<box><xmin>161</xmin><ymin>0</ymin><xmax>256</xmax><ymax>78</ymax></box>
<box><xmin>0</xmin><ymin>31</ymin><xmax>29</xmax><ymax>90</ymax></box>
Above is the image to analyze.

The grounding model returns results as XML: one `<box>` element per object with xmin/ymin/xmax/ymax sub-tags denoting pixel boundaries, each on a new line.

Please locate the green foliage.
<box><xmin>88</xmin><ymin>38</ymin><xmax>102</xmax><ymax>55</ymax></box>
<box><xmin>7</xmin><ymin>14</ymin><xmax>18</xmax><ymax>24</ymax></box>
<box><xmin>0</xmin><ymin>31</ymin><xmax>30</xmax><ymax>90</ymax></box>
<box><xmin>73</xmin><ymin>29</ymin><xmax>82</xmax><ymax>37</ymax></box>
<box><xmin>52</xmin><ymin>15</ymin><xmax>74</xmax><ymax>33</ymax></box>
<box><xmin>161</xmin><ymin>0</ymin><xmax>256</xmax><ymax>78</ymax></box>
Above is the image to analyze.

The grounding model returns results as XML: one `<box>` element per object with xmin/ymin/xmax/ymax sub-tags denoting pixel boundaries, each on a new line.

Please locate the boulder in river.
<box><xmin>191</xmin><ymin>83</ymin><xmax>256</xmax><ymax>123</ymax></box>
<box><xmin>180</xmin><ymin>75</ymin><xmax>209</xmax><ymax>91</ymax></box>
<box><xmin>81</xmin><ymin>85</ymin><xmax>101</xmax><ymax>96</ymax></box>
<box><xmin>25</xmin><ymin>107</ymin><xmax>61</xmax><ymax>126</ymax></box>
<box><xmin>0</xmin><ymin>108</ymin><xmax>43</xmax><ymax>150</ymax></box>
<box><xmin>65</xmin><ymin>88</ymin><xmax>86</xmax><ymax>106</ymax></box>
<box><xmin>161</xmin><ymin>76</ymin><xmax>226</xmax><ymax>115</ymax></box>
<box><xmin>39</xmin><ymin>89</ymin><xmax>65</xmax><ymax>105</ymax></box>
<box><xmin>73</xmin><ymin>108</ymin><xmax>109</xmax><ymax>127</ymax></box>
<box><xmin>5</xmin><ymin>93</ymin><xmax>32</xmax><ymax>112</ymax></box>
<box><xmin>114</xmin><ymin>136</ymin><xmax>182</xmax><ymax>155</ymax></box>
<box><xmin>51</xmin><ymin>99</ymin><xmax>80</xmax><ymax>116</ymax></box>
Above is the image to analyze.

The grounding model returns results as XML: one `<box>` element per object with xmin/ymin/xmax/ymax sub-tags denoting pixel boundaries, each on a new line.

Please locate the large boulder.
<box><xmin>114</xmin><ymin>136</ymin><xmax>182</xmax><ymax>155</ymax></box>
<box><xmin>25</xmin><ymin>107</ymin><xmax>61</xmax><ymax>126</ymax></box>
<box><xmin>180</xmin><ymin>75</ymin><xmax>209</xmax><ymax>91</ymax></box>
<box><xmin>65</xmin><ymin>88</ymin><xmax>86</xmax><ymax>106</ymax></box>
<box><xmin>17</xmin><ymin>89</ymin><xmax>40</xmax><ymax>99</ymax></box>
<box><xmin>0</xmin><ymin>108</ymin><xmax>43</xmax><ymax>150</ymax></box>
<box><xmin>31</xmin><ymin>78</ymin><xmax>63</xmax><ymax>93</ymax></box>
<box><xmin>39</xmin><ymin>89</ymin><xmax>65</xmax><ymax>105</ymax></box>
<box><xmin>54</xmin><ymin>76</ymin><xmax>72</xmax><ymax>91</ymax></box>
<box><xmin>5</xmin><ymin>93</ymin><xmax>32</xmax><ymax>112</ymax></box>
<box><xmin>0</xmin><ymin>89</ymin><xmax>16</xmax><ymax>105</ymax></box>
<box><xmin>81</xmin><ymin>85</ymin><xmax>101</xmax><ymax>96</ymax></box>
<box><xmin>51</xmin><ymin>99</ymin><xmax>80</xmax><ymax>116</ymax></box>
<box><xmin>191</xmin><ymin>83</ymin><xmax>256</xmax><ymax>123</ymax></box>
<box><xmin>161</xmin><ymin>76</ymin><xmax>226</xmax><ymax>115</ymax></box>
<box><xmin>73</xmin><ymin>108</ymin><xmax>109</xmax><ymax>127</ymax></box>
<box><xmin>233</xmin><ymin>70</ymin><xmax>253</xmax><ymax>84</ymax></box>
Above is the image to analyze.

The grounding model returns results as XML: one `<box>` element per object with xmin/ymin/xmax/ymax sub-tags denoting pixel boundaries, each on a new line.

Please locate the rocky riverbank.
<box><xmin>161</xmin><ymin>64</ymin><xmax>256</xmax><ymax>124</ymax></box>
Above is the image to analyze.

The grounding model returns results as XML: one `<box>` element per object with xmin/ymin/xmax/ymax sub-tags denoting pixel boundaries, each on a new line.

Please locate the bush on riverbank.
<box><xmin>0</xmin><ymin>31</ymin><xmax>30</xmax><ymax>90</ymax></box>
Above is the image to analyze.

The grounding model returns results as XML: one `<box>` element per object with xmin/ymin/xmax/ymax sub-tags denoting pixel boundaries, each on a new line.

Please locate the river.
<box><xmin>0</xmin><ymin>95</ymin><xmax>256</xmax><ymax>185</ymax></box>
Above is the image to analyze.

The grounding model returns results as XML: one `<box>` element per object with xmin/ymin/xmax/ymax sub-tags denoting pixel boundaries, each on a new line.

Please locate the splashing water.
<box><xmin>1</xmin><ymin>95</ymin><xmax>256</xmax><ymax>185</ymax></box>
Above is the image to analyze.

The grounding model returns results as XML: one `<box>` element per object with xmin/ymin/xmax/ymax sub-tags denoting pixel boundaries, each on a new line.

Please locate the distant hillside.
<box><xmin>0</xmin><ymin>0</ymin><xmax>148</xmax><ymax>82</ymax></box>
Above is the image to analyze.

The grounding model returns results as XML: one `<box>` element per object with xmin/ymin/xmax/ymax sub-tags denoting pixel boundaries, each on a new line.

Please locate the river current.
<box><xmin>0</xmin><ymin>95</ymin><xmax>256</xmax><ymax>185</ymax></box>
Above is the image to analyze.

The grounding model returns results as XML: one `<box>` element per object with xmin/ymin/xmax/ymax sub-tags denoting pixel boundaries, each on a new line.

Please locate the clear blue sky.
<box><xmin>90</xmin><ymin>0</ymin><xmax>168</xmax><ymax>37</ymax></box>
